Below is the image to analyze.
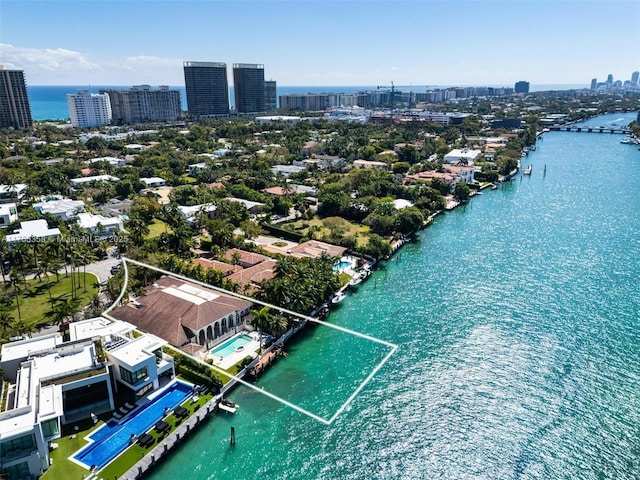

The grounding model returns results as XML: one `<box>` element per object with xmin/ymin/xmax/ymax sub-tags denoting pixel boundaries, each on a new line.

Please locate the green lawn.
<box><xmin>0</xmin><ymin>273</ymin><xmax>98</xmax><ymax>332</ymax></box>
<box><xmin>180</xmin><ymin>174</ymin><xmax>198</xmax><ymax>184</ymax></box>
<box><xmin>283</xmin><ymin>217</ymin><xmax>371</xmax><ymax>247</ymax></box>
<box><xmin>145</xmin><ymin>218</ymin><xmax>173</xmax><ymax>239</ymax></box>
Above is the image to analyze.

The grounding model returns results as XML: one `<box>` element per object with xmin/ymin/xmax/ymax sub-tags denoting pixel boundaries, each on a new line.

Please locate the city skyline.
<box><xmin>0</xmin><ymin>0</ymin><xmax>638</xmax><ymax>87</ymax></box>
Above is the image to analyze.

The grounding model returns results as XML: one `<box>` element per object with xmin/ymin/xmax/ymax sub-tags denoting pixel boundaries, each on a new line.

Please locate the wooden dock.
<box><xmin>248</xmin><ymin>345</ymin><xmax>284</xmax><ymax>377</ymax></box>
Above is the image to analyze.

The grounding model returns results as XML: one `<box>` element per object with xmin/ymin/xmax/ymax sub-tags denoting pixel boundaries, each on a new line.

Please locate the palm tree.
<box><xmin>0</xmin><ymin>235</ymin><xmax>9</xmax><ymax>283</ymax></box>
<box><xmin>251</xmin><ymin>306</ymin><xmax>272</xmax><ymax>354</ymax></box>
<box><xmin>9</xmin><ymin>270</ymin><xmax>23</xmax><ymax>322</ymax></box>
<box><xmin>0</xmin><ymin>311</ymin><xmax>15</xmax><ymax>335</ymax></box>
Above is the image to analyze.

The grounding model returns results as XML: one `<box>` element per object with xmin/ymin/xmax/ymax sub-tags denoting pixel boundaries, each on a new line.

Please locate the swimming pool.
<box><xmin>73</xmin><ymin>381</ymin><xmax>193</xmax><ymax>470</ymax></box>
<box><xmin>210</xmin><ymin>334</ymin><xmax>253</xmax><ymax>358</ymax></box>
<box><xmin>332</xmin><ymin>260</ymin><xmax>352</xmax><ymax>272</ymax></box>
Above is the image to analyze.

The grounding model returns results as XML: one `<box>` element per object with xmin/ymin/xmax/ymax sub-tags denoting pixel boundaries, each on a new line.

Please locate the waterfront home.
<box><xmin>109</xmin><ymin>276</ymin><xmax>253</xmax><ymax>349</ymax></box>
<box><xmin>33</xmin><ymin>198</ymin><xmax>86</xmax><ymax>221</ymax></box>
<box><xmin>223</xmin><ymin>248</ymin><xmax>271</xmax><ymax>268</ymax></box>
<box><xmin>0</xmin><ymin>202</ymin><xmax>18</xmax><ymax>226</ymax></box>
<box><xmin>193</xmin><ymin>257</ymin><xmax>243</xmax><ymax>276</ymax></box>
<box><xmin>262</xmin><ymin>239</ymin><xmax>346</xmax><ymax>260</ymax></box>
<box><xmin>0</xmin><ymin>319</ymin><xmax>173</xmax><ymax>479</ymax></box>
<box><xmin>226</xmin><ymin>259</ymin><xmax>277</xmax><ymax>291</ymax></box>
<box><xmin>443</xmin><ymin>165</ymin><xmax>475</xmax><ymax>184</ymax></box>
<box><xmin>444</xmin><ymin>148</ymin><xmax>482</xmax><ymax>165</ymax></box>
<box><xmin>5</xmin><ymin>219</ymin><xmax>61</xmax><ymax>244</ymax></box>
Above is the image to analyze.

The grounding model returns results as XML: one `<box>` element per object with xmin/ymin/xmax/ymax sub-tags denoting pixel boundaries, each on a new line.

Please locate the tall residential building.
<box><xmin>631</xmin><ymin>71</ymin><xmax>639</xmax><ymax>86</ymax></box>
<box><xmin>102</xmin><ymin>85</ymin><xmax>181</xmax><ymax>125</ymax></box>
<box><xmin>67</xmin><ymin>90</ymin><xmax>112</xmax><ymax>128</ymax></box>
<box><xmin>264</xmin><ymin>80</ymin><xmax>277</xmax><ymax>111</ymax></box>
<box><xmin>183</xmin><ymin>61</ymin><xmax>229</xmax><ymax>118</ymax></box>
<box><xmin>0</xmin><ymin>66</ymin><xmax>33</xmax><ymax>129</ymax></box>
<box><xmin>233</xmin><ymin>63</ymin><xmax>265</xmax><ymax>114</ymax></box>
<box><xmin>590</xmin><ymin>78</ymin><xmax>597</xmax><ymax>90</ymax></box>
<box><xmin>514</xmin><ymin>80</ymin><xmax>530</xmax><ymax>94</ymax></box>
<box><xmin>606</xmin><ymin>74</ymin><xmax>613</xmax><ymax>84</ymax></box>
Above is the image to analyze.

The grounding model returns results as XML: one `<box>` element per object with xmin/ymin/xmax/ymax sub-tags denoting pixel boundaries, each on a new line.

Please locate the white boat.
<box><xmin>523</xmin><ymin>165</ymin><xmax>532</xmax><ymax>175</ymax></box>
<box><xmin>621</xmin><ymin>137</ymin><xmax>635</xmax><ymax>144</ymax></box>
<box><xmin>331</xmin><ymin>292</ymin><xmax>346</xmax><ymax>304</ymax></box>
<box><xmin>219</xmin><ymin>399</ymin><xmax>238</xmax><ymax>414</ymax></box>
<box><xmin>349</xmin><ymin>273</ymin><xmax>364</xmax><ymax>287</ymax></box>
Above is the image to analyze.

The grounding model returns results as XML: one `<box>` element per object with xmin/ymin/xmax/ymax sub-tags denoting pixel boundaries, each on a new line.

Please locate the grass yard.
<box><xmin>146</xmin><ymin>218</ymin><xmax>173</xmax><ymax>239</ymax></box>
<box><xmin>0</xmin><ymin>273</ymin><xmax>98</xmax><ymax>332</ymax></box>
<box><xmin>284</xmin><ymin>217</ymin><xmax>371</xmax><ymax>247</ymax></box>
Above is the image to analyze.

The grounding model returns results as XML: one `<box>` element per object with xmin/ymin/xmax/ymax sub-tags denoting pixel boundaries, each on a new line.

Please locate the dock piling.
<box><xmin>230</xmin><ymin>426</ymin><xmax>236</xmax><ymax>445</ymax></box>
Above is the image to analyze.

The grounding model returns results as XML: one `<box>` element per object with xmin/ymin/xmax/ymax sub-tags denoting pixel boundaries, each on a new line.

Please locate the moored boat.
<box><xmin>331</xmin><ymin>292</ymin><xmax>346</xmax><ymax>304</ymax></box>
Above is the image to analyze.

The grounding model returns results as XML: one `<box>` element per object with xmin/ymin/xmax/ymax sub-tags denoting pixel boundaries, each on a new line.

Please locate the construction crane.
<box><xmin>378</xmin><ymin>81</ymin><xmax>396</xmax><ymax>113</ymax></box>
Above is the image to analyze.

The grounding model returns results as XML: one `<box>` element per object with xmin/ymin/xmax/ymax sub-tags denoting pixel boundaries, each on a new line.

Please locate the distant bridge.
<box><xmin>549</xmin><ymin>125</ymin><xmax>631</xmax><ymax>134</ymax></box>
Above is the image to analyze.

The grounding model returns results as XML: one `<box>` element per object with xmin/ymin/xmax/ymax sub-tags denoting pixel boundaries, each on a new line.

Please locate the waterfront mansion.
<box><xmin>0</xmin><ymin>318</ymin><xmax>174</xmax><ymax>479</ymax></box>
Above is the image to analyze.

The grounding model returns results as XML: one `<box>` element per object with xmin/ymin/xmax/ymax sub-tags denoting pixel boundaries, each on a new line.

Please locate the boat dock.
<box><xmin>248</xmin><ymin>345</ymin><xmax>284</xmax><ymax>378</ymax></box>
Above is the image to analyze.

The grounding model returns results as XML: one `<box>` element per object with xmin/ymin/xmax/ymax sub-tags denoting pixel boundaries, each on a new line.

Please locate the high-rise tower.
<box><xmin>631</xmin><ymin>71</ymin><xmax>639</xmax><ymax>86</ymax></box>
<box><xmin>264</xmin><ymin>80</ymin><xmax>277</xmax><ymax>111</ymax></box>
<box><xmin>514</xmin><ymin>81</ymin><xmax>530</xmax><ymax>94</ymax></box>
<box><xmin>67</xmin><ymin>90</ymin><xmax>112</xmax><ymax>128</ymax></box>
<box><xmin>183</xmin><ymin>61</ymin><xmax>229</xmax><ymax>118</ymax></box>
<box><xmin>590</xmin><ymin>78</ymin><xmax>597</xmax><ymax>90</ymax></box>
<box><xmin>233</xmin><ymin>64</ymin><xmax>265</xmax><ymax>114</ymax></box>
<box><xmin>0</xmin><ymin>66</ymin><xmax>33</xmax><ymax>129</ymax></box>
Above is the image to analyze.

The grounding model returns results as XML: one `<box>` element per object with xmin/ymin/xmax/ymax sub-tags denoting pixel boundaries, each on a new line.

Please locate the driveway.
<box><xmin>85</xmin><ymin>257</ymin><xmax>122</xmax><ymax>284</ymax></box>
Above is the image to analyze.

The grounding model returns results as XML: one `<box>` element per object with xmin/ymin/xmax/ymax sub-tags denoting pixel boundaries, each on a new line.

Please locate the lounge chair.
<box><xmin>113</xmin><ymin>412</ymin><xmax>122</xmax><ymax>419</ymax></box>
<box><xmin>125</xmin><ymin>402</ymin><xmax>135</xmax><ymax>409</ymax></box>
<box><xmin>119</xmin><ymin>407</ymin><xmax>128</xmax><ymax>414</ymax></box>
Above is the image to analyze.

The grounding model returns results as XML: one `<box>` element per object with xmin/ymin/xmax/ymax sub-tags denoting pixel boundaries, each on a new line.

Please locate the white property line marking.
<box><xmin>101</xmin><ymin>257</ymin><xmax>397</xmax><ymax>425</ymax></box>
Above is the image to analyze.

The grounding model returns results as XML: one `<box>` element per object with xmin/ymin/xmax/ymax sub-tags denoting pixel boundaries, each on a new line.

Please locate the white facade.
<box><xmin>444</xmin><ymin>148</ymin><xmax>482</xmax><ymax>165</ymax></box>
<box><xmin>140</xmin><ymin>177</ymin><xmax>167</xmax><ymax>188</ymax></box>
<box><xmin>5</xmin><ymin>219</ymin><xmax>61</xmax><ymax>243</ymax></box>
<box><xmin>0</xmin><ymin>184</ymin><xmax>27</xmax><ymax>203</ymax></box>
<box><xmin>0</xmin><ymin>319</ymin><xmax>174</xmax><ymax>479</ymax></box>
<box><xmin>87</xmin><ymin>156</ymin><xmax>126</xmax><ymax>167</ymax></box>
<box><xmin>76</xmin><ymin>212</ymin><xmax>123</xmax><ymax>236</ymax></box>
<box><xmin>67</xmin><ymin>90</ymin><xmax>112</xmax><ymax>128</ymax></box>
<box><xmin>0</xmin><ymin>202</ymin><xmax>18</xmax><ymax>227</ymax></box>
<box><xmin>71</xmin><ymin>175</ymin><xmax>120</xmax><ymax>187</ymax></box>
<box><xmin>353</xmin><ymin>159</ymin><xmax>389</xmax><ymax>170</ymax></box>
<box><xmin>33</xmin><ymin>198</ymin><xmax>86</xmax><ymax>221</ymax></box>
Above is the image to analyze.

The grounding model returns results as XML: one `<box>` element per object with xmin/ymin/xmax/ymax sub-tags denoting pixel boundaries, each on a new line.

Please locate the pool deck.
<box><xmin>116</xmin><ymin>398</ymin><xmax>218</xmax><ymax>480</ymax></box>
<box><xmin>208</xmin><ymin>331</ymin><xmax>262</xmax><ymax>370</ymax></box>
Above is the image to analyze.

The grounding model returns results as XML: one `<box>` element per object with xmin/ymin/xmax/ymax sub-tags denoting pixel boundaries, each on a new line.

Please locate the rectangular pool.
<box><xmin>210</xmin><ymin>334</ymin><xmax>253</xmax><ymax>358</ymax></box>
<box><xmin>73</xmin><ymin>381</ymin><xmax>193</xmax><ymax>470</ymax></box>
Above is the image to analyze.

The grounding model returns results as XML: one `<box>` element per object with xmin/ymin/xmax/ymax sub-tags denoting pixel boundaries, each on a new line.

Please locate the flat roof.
<box><xmin>31</xmin><ymin>344</ymin><xmax>96</xmax><ymax>383</ymax></box>
<box><xmin>1</xmin><ymin>333</ymin><xmax>62</xmax><ymax>362</ymax></box>
<box><xmin>69</xmin><ymin>317</ymin><xmax>134</xmax><ymax>342</ymax></box>
<box><xmin>108</xmin><ymin>334</ymin><xmax>165</xmax><ymax>367</ymax></box>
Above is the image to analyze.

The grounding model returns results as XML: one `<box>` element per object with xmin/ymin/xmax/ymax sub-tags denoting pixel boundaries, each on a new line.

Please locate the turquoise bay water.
<box><xmin>149</xmin><ymin>113</ymin><xmax>640</xmax><ymax>479</ymax></box>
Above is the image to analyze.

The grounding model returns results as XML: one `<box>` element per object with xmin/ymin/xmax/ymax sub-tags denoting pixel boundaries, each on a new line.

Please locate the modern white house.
<box><xmin>76</xmin><ymin>212</ymin><xmax>123</xmax><ymax>236</ymax></box>
<box><xmin>177</xmin><ymin>204</ymin><xmax>217</xmax><ymax>225</ymax></box>
<box><xmin>0</xmin><ymin>184</ymin><xmax>27</xmax><ymax>203</ymax></box>
<box><xmin>140</xmin><ymin>177</ymin><xmax>167</xmax><ymax>188</ymax></box>
<box><xmin>444</xmin><ymin>148</ymin><xmax>482</xmax><ymax>165</ymax></box>
<box><xmin>70</xmin><ymin>175</ymin><xmax>120</xmax><ymax>187</ymax></box>
<box><xmin>0</xmin><ymin>203</ymin><xmax>18</xmax><ymax>227</ymax></box>
<box><xmin>353</xmin><ymin>159</ymin><xmax>389</xmax><ymax>170</ymax></box>
<box><xmin>5</xmin><ymin>219</ymin><xmax>61</xmax><ymax>244</ymax></box>
<box><xmin>187</xmin><ymin>162</ymin><xmax>207</xmax><ymax>176</ymax></box>
<box><xmin>33</xmin><ymin>198</ymin><xmax>86</xmax><ymax>221</ymax></box>
<box><xmin>0</xmin><ymin>319</ymin><xmax>175</xmax><ymax>480</ymax></box>
<box><xmin>86</xmin><ymin>156</ymin><xmax>126</xmax><ymax>167</ymax></box>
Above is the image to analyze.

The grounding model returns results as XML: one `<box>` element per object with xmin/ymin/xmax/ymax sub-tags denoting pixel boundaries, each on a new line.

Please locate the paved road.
<box><xmin>84</xmin><ymin>257</ymin><xmax>122</xmax><ymax>284</ymax></box>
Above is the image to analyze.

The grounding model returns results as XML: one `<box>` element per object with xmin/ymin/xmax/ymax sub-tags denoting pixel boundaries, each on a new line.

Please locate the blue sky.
<box><xmin>0</xmin><ymin>0</ymin><xmax>638</xmax><ymax>86</ymax></box>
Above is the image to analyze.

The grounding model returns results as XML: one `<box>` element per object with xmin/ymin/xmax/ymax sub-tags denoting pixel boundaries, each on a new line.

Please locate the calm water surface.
<box><xmin>150</xmin><ymin>113</ymin><xmax>640</xmax><ymax>480</ymax></box>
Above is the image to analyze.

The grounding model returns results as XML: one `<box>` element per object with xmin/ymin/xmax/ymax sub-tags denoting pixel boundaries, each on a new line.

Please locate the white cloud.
<box><xmin>0</xmin><ymin>44</ymin><xmax>184</xmax><ymax>85</ymax></box>
<box><xmin>0</xmin><ymin>43</ymin><xmax>101</xmax><ymax>73</ymax></box>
